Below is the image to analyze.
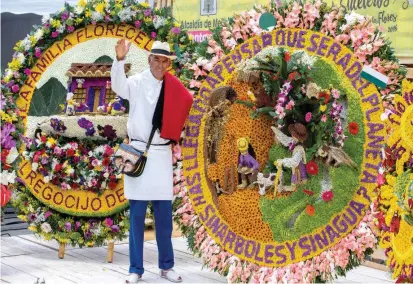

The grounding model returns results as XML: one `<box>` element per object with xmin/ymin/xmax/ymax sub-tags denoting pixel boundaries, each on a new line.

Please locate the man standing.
<box><xmin>111</xmin><ymin>39</ymin><xmax>188</xmax><ymax>283</ymax></box>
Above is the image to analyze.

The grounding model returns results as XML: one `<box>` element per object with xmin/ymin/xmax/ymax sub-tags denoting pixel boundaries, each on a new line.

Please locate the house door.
<box><xmin>92</xmin><ymin>88</ymin><xmax>101</xmax><ymax>112</ymax></box>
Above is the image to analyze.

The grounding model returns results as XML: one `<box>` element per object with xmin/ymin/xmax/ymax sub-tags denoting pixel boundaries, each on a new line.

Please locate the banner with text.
<box><xmin>173</xmin><ymin>0</ymin><xmax>268</xmax><ymax>42</ymax></box>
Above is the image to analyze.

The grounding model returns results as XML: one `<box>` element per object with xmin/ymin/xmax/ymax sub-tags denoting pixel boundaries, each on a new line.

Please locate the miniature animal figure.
<box><xmin>316</xmin><ymin>145</ymin><xmax>356</xmax><ymax>168</ymax></box>
<box><xmin>255</xmin><ymin>172</ymin><xmax>277</xmax><ymax>195</ymax></box>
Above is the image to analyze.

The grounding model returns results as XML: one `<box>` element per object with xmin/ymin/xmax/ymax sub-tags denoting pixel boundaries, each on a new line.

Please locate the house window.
<box><xmin>105</xmin><ymin>88</ymin><xmax>117</xmax><ymax>104</ymax></box>
<box><xmin>73</xmin><ymin>88</ymin><xmax>87</xmax><ymax>103</ymax></box>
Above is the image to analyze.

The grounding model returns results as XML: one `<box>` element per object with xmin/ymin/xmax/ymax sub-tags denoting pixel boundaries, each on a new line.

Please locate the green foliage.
<box><xmin>29</xmin><ymin>78</ymin><xmax>67</xmax><ymax>116</ymax></box>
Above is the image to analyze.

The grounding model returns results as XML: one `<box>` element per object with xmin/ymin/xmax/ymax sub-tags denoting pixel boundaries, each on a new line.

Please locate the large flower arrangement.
<box><xmin>21</xmin><ymin>130</ymin><xmax>122</xmax><ymax>193</ymax></box>
<box><xmin>173</xmin><ymin>1</ymin><xmax>405</xmax><ymax>282</ymax></box>
<box><xmin>374</xmin><ymin>79</ymin><xmax>413</xmax><ymax>282</ymax></box>
<box><xmin>1</xmin><ymin>0</ymin><xmax>194</xmax><ymax>245</ymax></box>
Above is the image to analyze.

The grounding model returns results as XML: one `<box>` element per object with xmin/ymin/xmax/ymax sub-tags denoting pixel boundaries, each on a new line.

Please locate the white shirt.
<box><xmin>111</xmin><ymin>58</ymin><xmax>173</xmax><ymax>200</ymax></box>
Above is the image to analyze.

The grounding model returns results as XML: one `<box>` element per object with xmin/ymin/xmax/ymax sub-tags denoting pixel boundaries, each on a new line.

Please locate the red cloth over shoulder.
<box><xmin>160</xmin><ymin>72</ymin><xmax>193</xmax><ymax>142</ymax></box>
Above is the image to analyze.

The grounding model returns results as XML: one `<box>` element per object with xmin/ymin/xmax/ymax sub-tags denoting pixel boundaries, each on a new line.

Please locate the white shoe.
<box><xmin>160</xmin><ymin>269</ymin><xmax>182</xmax><ymax>283</ymax></box>
<box><xmin>126</xmin><ymin>273</ymin><xmax>142</xmax><ymax>283</ymax></box>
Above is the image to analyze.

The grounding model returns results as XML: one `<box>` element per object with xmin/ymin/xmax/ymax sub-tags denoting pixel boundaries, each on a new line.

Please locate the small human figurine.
<box><xmin>272</xmin><ymin>123</ymin><xmax>308</xmax><ymax>191</ymax></box>
<box><xmin>109</xmin><ymin>96</ymin><xmax>126</xmax><ymax>115</ymax></box>
<box><xmin>237</xmin><ymin>137</ymin><xmax>259</xmax><ymax>189</ymax></box>
<box><xmin>65</xmin><ymin>92</ymin><xmax>79</xmax><ymax>116</ymax></box>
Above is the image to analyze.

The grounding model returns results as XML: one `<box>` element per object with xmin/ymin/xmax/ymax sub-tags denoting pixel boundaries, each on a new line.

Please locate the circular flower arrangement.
<box><xmin>1</xmin><ymin>0</ymin><xmax>194</xmax><ymax>246</ymax></box>
<box><xmin>174</xmin><ymin>1</ymin><xmax>405</xmax><ymax>282</ymax></box>
<box><xmin>374</xmin><ymin>79</ymin><xmax>413</xmax><ymax>282</ymax></box>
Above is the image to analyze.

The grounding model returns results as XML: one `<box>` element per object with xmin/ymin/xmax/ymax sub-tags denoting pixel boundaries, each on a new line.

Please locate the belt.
<box><xmin>131</xmin><ymin>139</ymin><xmax>171</xmax><ymax>146</ymax></box>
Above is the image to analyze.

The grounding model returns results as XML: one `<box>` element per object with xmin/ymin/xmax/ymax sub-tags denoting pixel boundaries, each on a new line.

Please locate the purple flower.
<box><xmin>65</xmin><ymin>222</ymin><xmax>72</xmax><ymax>232</ymax></box>
<box><xmin>84</xmin><ymin>230</ymin><xmax>92</xmax><ymax>239</ymax></box>
<box><xmin>67</xmin><ymin>26</ymin><xmax>75</xmax><ymax>33</ymax></box>
<box><xmin>35</xmin><ymin>47</ymin><xmax>42</xmax><ymax>58</ymax></box>
<box><xmin>61</xmin><ymin>11</ymin><xmax>69</xmax><ymax>21</ymax></box>
<box><xmin>41</xmin><ymin>157</ymin><xmax>49</xmax><ymax>165</ymax></box>
<box><xmin>144</xmin><ymin>9</ymin><xmax>152</xmax><ymax>17</ymax></box>
<box><xmin>24</xmin><ymin>68</ymin><xmax>31</xmax><ymax>76</ymax></box>
<box><xmin>44</xmin><ymin>211</ymin><xmax>52</xmax><ymax>219</ymax></box>
<box><xmin>105</xmin><ymin>15</ymin><xmax>111</xmax><ymax>22</ymax></box>
<box><xmin>1</xmin><ymin>123</ymin><xmax>16</xmax><ymax>149</ymax></box>
<box><xmin>104</xmin><ymin>218</ymin><xmax>113</xmax><ymax>227</ymax></box>
<box><xmin>111</xmin><ymin>225</ymin><xmax>120</xmax><ymax>233</ymax></box>
<box><xmin>75</xmin><ymin>221</ymin><xmax>81</xmax><ymax>231</ymax></box>
<box><xmin>44</xmin><ymin>23</ymin><xmax>50</xmax><ymax>29</ymax></box>
<box><xmin>13</xmin><ymin>72</ymin><xmax>20</xmax><ymax>79</ymax></box>
<box><xmin>135</xmin><ymin>20</ymin><xmax>141</xmax><ymax>28</ymax></box>
<box><xmin>73</xmin><ymin>156</ymin><xmax>80</xmax><ymax>163</ymax></box>
<box><xmin>0</xmin><ymin>95</ymin><xmax>6</xmax><ymax>110</ymax></box>
<box><xmin>11</xmin><ymin>84</ymin><xmax>19</xmax><ymax>93</ymax></box>
<box><xmin>171</xmin><ymin>27</ymin><xmax>181</xmax><ymax>34</ymax></box>
<box><xmin>28</xmin><ymin>213</ymin><xmax>37</xmax><ymax>222</ymax></box>
<box><xmin>85</xmin><ymin>127</ymin><xmax>95</xmax><ymax>136</ymax></box>
<box><xmin>78</xmin><ymin>118</ymin><xmax>93</xmax><ymax>129</ymax></box>
<box><xmin>52</xmin><ymin>31</ymin><xmax>59</xmax><ymax>38</ymax></box>
<box><xmin>151</xmin><ymin>32</ymin><xmax>157</xmax><ymax>39</ymax></box>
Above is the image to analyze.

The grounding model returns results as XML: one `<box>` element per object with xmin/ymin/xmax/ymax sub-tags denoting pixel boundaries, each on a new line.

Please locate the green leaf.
<box><xmin>29</xmin><ymin>78</ymin><xmax>67</xmax><ymax>116</ymax></box>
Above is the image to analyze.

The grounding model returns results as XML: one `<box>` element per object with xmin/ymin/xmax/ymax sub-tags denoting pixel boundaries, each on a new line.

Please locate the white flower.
<box><xmin>16</xmin><ymin>53</ymin><xmax>25</xmax><ymax>64</ymax></box>
<box><xmin>118</xmin><ymin>7</ymin><xmax>134</xmax><ymax>22</ymax></box>
<box><xmin>4</xmin><ymin>69</ymin><xmax>13</xmax><ymax>80</ymax></box>
<box><xmin>43</xmin><ymin>176</ymin><xmax>50</xmax><ymax>183</ymax></box>
<box><xmin>153</xmin><ymin>16</ymin><xmax>166</xmax><ymax>29</ymax></box>
<box><xmin>57</xmin><ymin>25</ymin><xmax>66</xmax><ymax>34</ymax></box>
<box><xmin>20</xmin><ymin>37</ymin><xmax>32</xmax><ymax>51</ymax></box>
<box><xmin>226</xmin><ymin>38</ymin><xmax>237</xmax><ymax>49</ymax></box>
<box><xmin>74</xmin><ymin>5</ymin><xmax>85</xmax><ymax>14</ymax></box>
<box><xmin>32</xmin><ymin>162</ymin><xmax>39</xmax><ymax>171</ymax></box>
<box><xmin>34</xmin><ymin>29</ymin><xmax>44</xmax><ymax>41</ymax></box>
<box><xmin>1</xmin><ymin>170</ymin><xmax>17</xmax><ymax>185</ymax></box>
<box><xmin>103</xmin><ymin>172</ymin><xmax>109</xmax><ymax>178</ymax></box>
<box><xmin>344</xmin><ymin>11</ymin><xmax>365</xmax><ymax>26</ymax></box>
<box><xmin>41</xmin><ymin>222</ymin><xmax>52</xmax><ymax>233</ymax></box>
<box><xmin>92</xmin><ymin>11</ymin><xmax>104</xmax><ymax>21</ymax></box>
<box><xmin>6</xmin><ymin>147</ymin><xmax>19</xmax><ymax>164</ymax></box>
<box><xmin>41</xmin><ymin>15</ymin><xmax>50</xmax><ymax>25</ymax></box>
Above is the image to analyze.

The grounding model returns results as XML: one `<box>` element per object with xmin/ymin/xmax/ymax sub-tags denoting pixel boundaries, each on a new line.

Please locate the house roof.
<box><xmin>66</xmin><ymin>63</ymin><xmax>131</xmax><ymax>78</ymax></box>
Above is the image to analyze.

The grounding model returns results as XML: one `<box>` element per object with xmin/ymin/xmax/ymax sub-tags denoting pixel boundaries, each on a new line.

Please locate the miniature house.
<box><xmin>66</xmin><ymin>63</ymin><xmax>131</xmax><ymax>113</ymax></box>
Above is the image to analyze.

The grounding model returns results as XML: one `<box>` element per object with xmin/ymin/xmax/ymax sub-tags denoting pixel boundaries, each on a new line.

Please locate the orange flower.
<box><xmin>306</xmin><ymin>204</ymin><xmax>315</xmax><ymax>216</ymax></box>
<box><xmin>348</xmin><ymin>121</ymin><xmax>359</xmax><ymax>135</ymax></box>
<box><xmin>284</xmin><ymin>51</ymin><xmax>291</xmax><ymax>62</ymax></box>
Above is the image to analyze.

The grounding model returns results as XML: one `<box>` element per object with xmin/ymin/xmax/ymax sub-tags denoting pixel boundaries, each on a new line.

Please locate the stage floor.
<box><xmin>1</xmin><ymin>234</ymin><xmax>394</xmax><ymax>283</ymax></box>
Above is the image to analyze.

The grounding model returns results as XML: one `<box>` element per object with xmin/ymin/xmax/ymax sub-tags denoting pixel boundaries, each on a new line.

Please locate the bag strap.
<box><xmin>143</xmin><ymin>79</ymin><xmax>167</xmax><ymax>157</ymax></box>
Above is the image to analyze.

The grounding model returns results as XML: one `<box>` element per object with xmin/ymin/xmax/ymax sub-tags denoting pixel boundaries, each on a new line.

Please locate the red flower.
<box><xmin>108</xmin><ymin>181</ymin><xmax>117</xmax><ymax>190</ymax></box>
<box><xmin>102</xmin><ymin>157</ymin><xmax>110</xmax><ymax>167</ymax></box>
<box><xmin>71</xmin><ymin>183</ymin><xmax>79</xmax><ymax>190</ymax></box>
<box><xmin>348</xmin><ymin>121</ymin><xmax>359</xmax><ymax>135</ymax></box>
<box><xmin>1</xmin><ymin>185</ymin><xmax>12</xmax><ymax>207</ymax></box>
<box><xmin>306</xmin><ymin>161</ymin><xmax>319</xmax><ymax>175</ymax></box>
<box><xmin>40</xmin><ymin>136</ymin><xmax>47</xmax><ymax>143</ymax></box>
<box><xmin>305</xmin><ymin>204</ymin><xmax>315</xmax><ymax>216</ymax></box>
<box><xmin>322</xmin><ymin>190</ymin><xmax>334</xmax><ymax>202</ymax></box>
<box><xmin>318</xmin><ymin>92</ymin><xmax>330</xmax><ymax>104</ymax></box>
<box><xmin>284</xmin><ymin>52</ymin><xmax>291</xmax><ymax>62</ymax></box>
<box><xmin>54</xmin><ymin>164</ymin><xmax>62</xmax><ymax>172</ymax></box>
<box><xmin>110</xmin><ymin>175</ymin><xmax>117</xmax><ymax>182</ymax></box>
<box><xmin>66</xmin><ymin>148</ymin><xmax>75</xmax><ymax>157</ymax></box>
<box><xmin>288</xmin><ymin>71</ymin><xmax>300</xmax><ymax>81</ymax></box>
<box><xmin>303</xmin><ymin>189</ymin><xmax>314</xmax><ymax>196</ymax></box>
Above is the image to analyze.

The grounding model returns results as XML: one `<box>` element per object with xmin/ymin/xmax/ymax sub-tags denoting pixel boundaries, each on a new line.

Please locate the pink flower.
<box><xmin>105</xmin><ymin>15</ymin><xmax>111</xmax><ymax>22</ymax></box>
<box><xmin>135</xmin><ymin>20</ymin><xmax>141</xmax><ymax>28</ymax></box>
<box><xmin>285</xmin><ymin>100</ymin><xmax>295</xmax><ymax>110</ymax></box>
<box><xmin>321</xmin><ymin>114</ymin><xmax>327</xmax><ymax>122</ymax></box>
<box><xmin>189</xmin><ymin>79</ymin><xmax>202</xmax><ymax>89</ymax></box>
<box><xmin>104</xmin><ymin>218</ymin><xmax>114</xmax><ymax>227</ymax></box>
<box><xmin>11</xmin><ymin>84</ymin><xmax>19</xmax><ymax>93</ymax></box>
<box><xmin>44</xmin><ymin>211</ymin><xmax>51</xmax><ymax>219</ymax></box>
<box><xmin>52</xmin><ymin>31</ymin><xmax>59</xmax><ymax>38</ymax></box>
<box><xmin>67</xmin><ymin>26</ymin><xmax>74</xmax><ymax>33</ymax></box>
<box><xmin>331</xmin><ymin>89</ymin><xmax>340</xmax><ymax>99</ymax></box>
<box><xmin>150</xmin><ymin>31</ymin><xmax>157</xmax><ymax>39</ymax></box>
<box><xmin>305</xmin><ymin>112</ymin><xmax>312</xmax><ymax>122</ymax></box>
<box><xmin>35</xmin><ymin>47</ymin><xmax>42</xmax><ymax>58</ymax></box>
<box><xmin>24</xmin><ymin>68</ymin><xmax>31</xmax><ymax>76</ymax></box>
